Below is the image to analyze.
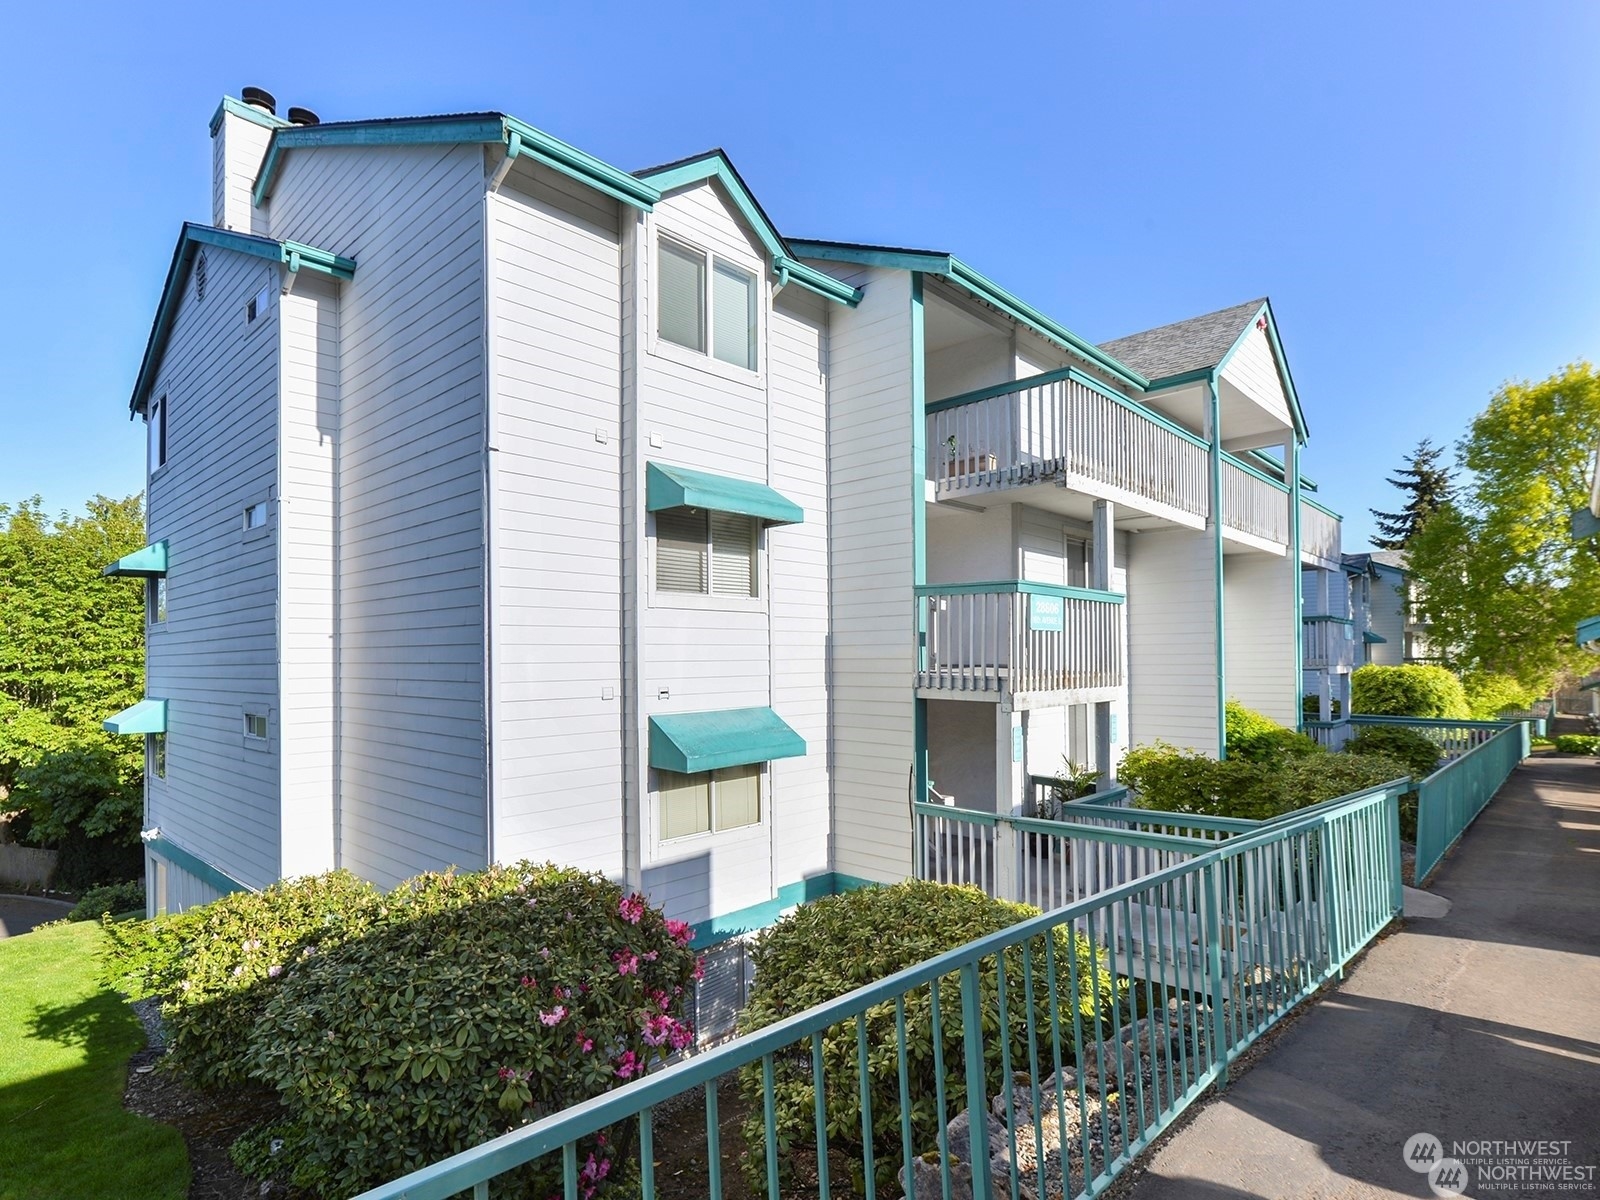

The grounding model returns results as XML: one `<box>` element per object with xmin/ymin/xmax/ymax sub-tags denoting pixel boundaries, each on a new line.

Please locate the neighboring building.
<box><xmin>104</xmin><ymin>91</ymin><xmax>1347</xmax><ymax>945</ymax></box>
<box><xmin>1341</xmin><ymin>550</ymin><xmax>1433</xmax><ymax>666</ymax></box>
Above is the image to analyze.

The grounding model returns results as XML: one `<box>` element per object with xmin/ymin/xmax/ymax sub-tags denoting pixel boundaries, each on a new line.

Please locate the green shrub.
<box><xmin>1343</xmin><ymin>726</ymin><xmax>1441</xmax><ymax>781</ymax></box>
<box><xmin>64</xmin><ymin>880</ymin><xmax>145</xmax><ymax>922</ymax></box>
<box><xmin>1553</xmin><ymin>734</ymin><xmax>1600</xmax><ymax>754</ymax></box>
<box><xmin>1302</xmin><ymin>694</ymin><xmax>1343</xmax><ymax>720</ymax></box>
<box><xmin>1351</xmin><ymin>664</ymin><xmax>1469</xmax><ymax>719</ymax></box>
<box><xmin>239</xmin><ymin>864</ymin><xmax>695</xmax><ymax>1198</ymax></box>
<box><xmin>738</xmin><ymin>883</ymin><xmax>1117</xmax><ymax>1193</ymax></box>
<box><xmin>1124</xmin><ymin>741</ymin><xmax>1410</xmax><ymax>823</ymax></box>
<box><xmin>1225</xmin><ymin>700</ymin><xmax>1323</xmax><ymax>764</ymax></box>
<box><xmin>1460</xmin><ymin>672</ymin><xmax>1533</xmax><ymax>721</ymax></box>
<box><xmin>101</xmin><ymin>871</ymin><xmax>389</xmax><ymax>1087</ymax></box>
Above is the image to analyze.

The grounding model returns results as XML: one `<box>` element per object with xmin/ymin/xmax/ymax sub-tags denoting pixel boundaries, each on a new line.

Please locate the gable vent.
<box><xmin>194</xmin><ymin>251</ymin><xmax>207</xmax><ymax>302</ymax></box>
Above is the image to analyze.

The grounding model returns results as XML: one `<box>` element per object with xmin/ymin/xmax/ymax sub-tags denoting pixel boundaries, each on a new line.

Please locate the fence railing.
<box><xmin>917</xmin><ymin>582</ymin><xmax>1125</xmax><ymax>698</ymax></box>
<box><xmin>1221</xmin><ymin>453</ymin><xmax>1290</xmax><ymax>545</ymax></box>
<box><xmin>1347</xmin><ymin>715</ymin><xmax>1507</xmax><ymax>760</ymax></box>
<box><xmin>355</xmin><ymin>789</ymin><xmax>1403</xmax><ymax>1200</ymax></box>
<box><xmin>926</xmin><ymin>368</ymin><xmax>1211</xmax><ymax>521</ymax></box>
<box><xmin>1302</xmin><ymin>616</ymin><xmax>1357</xmax><ymax>672</ymax></box>
<box><xmin>1305</xmin><ymin>719</ymin><xmax>1352</xmax><ymax>750</ymax></box>
<box><xmin>1300</xmin><ymin>499</ymin><xmax>1343</xmax><ymax>566</ymax></box>
<box><xmin>1414</xmin><ymin>720</ymin><xmax>1531</xmax><ymax>881</ymax></box>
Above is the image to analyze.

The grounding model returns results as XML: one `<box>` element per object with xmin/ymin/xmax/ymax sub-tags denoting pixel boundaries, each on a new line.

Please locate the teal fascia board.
<box><xmin>1363</xmin><ymin>631</ymin><xmax>1388</xmax><ymax>644</ymax></box>
<box><xmin>143</xmin><ymin>833</ymin><xmax>251</xmax><ymax>898</ymax></box>
<box><xmin>103</xmin><ymin>698</ymin><xmax>167</xmax><ymax>735</ymax></box>
<box><xmin>787</xmin><ymin>240</ymin><xmax>1147</xmax><ymax>391</ymax></box>
<box><xmin>129</xmin><ymin>223</ymin><xmax>354</xmax><ymax>415</ymax></box>
<box><xmin>209</xmin><ymin>95</ymin><xmax>290</xmax><ymax>137</ymax></box>
<box><xmin>503</xmin><ymin>117</ymin><xmax>661</xmax><ymax>211</ymax></box>
<box><xmin>1578</xmin><ymin>616</ymin><xmax>1600</xmax><ymax>650</ymax></box>
<box><xmin>645</xmin><ymin>462</ymin><xmax>803</xmax><ymax>525</ymax></box>
<box><xmin>687</xmin><ymin>873</ymin><xmax>875</xmax><ymax>947</ymax></box>
<box><xmin>634</xmin><ymin>153</ymin><xmax>859</xmax><ymax>305</ymax></box>
<box><xmin>648</xmin><ymin>707</ymin><xmax>806</xmax><ymax>775</ymax></box>
<box><xmin>103</xmin><ymin>540</ymin><xmax>167</xmax><ymax>578</ymax></box>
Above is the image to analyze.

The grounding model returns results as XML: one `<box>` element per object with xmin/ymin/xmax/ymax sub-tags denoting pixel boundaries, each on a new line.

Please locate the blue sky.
<box><xmin>3</xmin><ymin>1</ymin><xmax>1596</xmax><ymax>548</ymax></box>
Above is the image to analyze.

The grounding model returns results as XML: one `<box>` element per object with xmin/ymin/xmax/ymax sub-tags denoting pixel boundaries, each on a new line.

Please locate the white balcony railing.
<box><xmin>1301</xmin><ymin>498</ymin><xmax>1342</xmax><ymax>566</ymax></box>
<box><xmin>1221</xmin><ymin>453</ymin><xmax>1291</xmax><ymax>544</ymax></box>
<box><xmin>925</xmin><ymin>368</ymin><xmax>1210</xmax><ymax>522</ymax></box>
<box><xmin>1303</xmin><ymin>615</ymin><xmax>1358</xmax><ymax>672</ymax></box>
<box><xmin>917</xmin><ymin>581</ymin><xmax>1124</xmax><ymax>699</ymax></box>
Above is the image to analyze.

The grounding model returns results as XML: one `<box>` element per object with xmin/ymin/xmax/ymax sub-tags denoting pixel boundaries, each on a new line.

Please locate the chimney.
<box><xmin>210</xmin><ymin>87</ymin><xmax>281</xmax><ymax>234</ymax></box>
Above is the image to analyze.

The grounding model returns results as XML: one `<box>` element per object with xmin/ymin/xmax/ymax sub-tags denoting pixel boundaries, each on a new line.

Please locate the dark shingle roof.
<box><xmin>1343</xmin><ymin>550</ymin><xmax>1410</xmax><ymax>574</ymax></box>
<box><xmin>1098</xmin><ymin>298</ymin><xmax>1266</xmax><ymax>381</ymax></box>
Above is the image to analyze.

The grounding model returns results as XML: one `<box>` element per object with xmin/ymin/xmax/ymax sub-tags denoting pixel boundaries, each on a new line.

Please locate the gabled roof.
<box><xmin>1343</xmin><ymin>550</ymin><xmax>1410</xmax><ymax>576</ymax></box>
<box><xmin>247</xmin><ymin>111</ymin><xmax>857</xmax><ymax>307</ymax></box>
<box><xmin>786</xmin><ymin>239</ymin><xmax>1148</xmax><ymax>391</ymax></box>
<box><xmin>1100</xmin><ymin>297</ymin><xmax>1309</xmax><ymax>443</ymax></box>
<box><xmin>633</xmin><ymin>151</ymin><xmax>861</xmax><ymax>306</ymax></box>
<box><xmin>128</xmin><ymin>223</ymin><xmax>355</xmax><ymax>415</ymax></box>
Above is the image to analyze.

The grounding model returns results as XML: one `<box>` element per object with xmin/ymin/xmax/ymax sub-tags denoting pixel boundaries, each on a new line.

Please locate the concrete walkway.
<box><xmin>1130</xmin><ymin>754</ymin><xmax>1600</xmax><ymax>1199</ymax></box>
<box><xmin>0</xmin><ymin>893</ymin><xmax>72</xmax><ymax>938</ymax></box>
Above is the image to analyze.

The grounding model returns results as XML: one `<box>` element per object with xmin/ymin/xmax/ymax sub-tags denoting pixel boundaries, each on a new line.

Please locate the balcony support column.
<box><xmin>1092</xmin><ymin>500</ymin><xmax>1115</xmax><ymax>780</ymax></box>
<box><xmin>994</xmin><ymin>706</ymin><xmax>1022</xmax><ymax>902</ymax></box>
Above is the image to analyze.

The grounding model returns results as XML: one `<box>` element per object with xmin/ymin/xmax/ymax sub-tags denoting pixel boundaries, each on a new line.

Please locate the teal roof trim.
<box><xmin>1222</xmin><ymin>449</ymin><xmax>1291</xmax><ymax>494</ymax></box>
<box><xmin>787</xmin><ymin>240</ymin><xmax>1147</xmax><ymax>390</ymax></box>
<box><xmin>143</xmin><ymin>833</ymin><xmax>251</xmax><ymax>897</ymax></box>
<box><xmin>1578</xmin><ymin>615</ymin><xmax>1600</xmax><ymax>650</ymax></box>
<box><xmin>209</xmin><ymin>95</ymin><xmax>290</xmax><ymax>137</ymax></box>
<box><xmin>103</xmin><ymin>541</ymin><xmax>167</xmax><ymax>578</ymax></box>
<box><xmin>635</xmin><ymin>153</ymin><xmax>859</xmax><ymax>306</ymax></box>
<box><xmin>1363</xmin><ymin>631</ymin><xmax>1388</xmax><ymax>644</ymax></box>
<box><xmin>648</xmin><ymin>707</ymin><xmax>806</xmax><ymax>774</ymax></box>
<box><xmin>645</xmin><ymin>462</ymin><xmax>803</xmax><ymax>525</ymax></box>
<box><xmin>252</xmin><ymin>113</ymin><xmax>661</xmax><ymax>212</ymax></box>
<box><xmin>103</xmin><ymin>698</ymin><xmax>166</xmax><ymax>735</ymax></box>
<box><xmin>129</xmin><ymin>223</ymin><xmax>355</xmax><ymax>415</ymax></box>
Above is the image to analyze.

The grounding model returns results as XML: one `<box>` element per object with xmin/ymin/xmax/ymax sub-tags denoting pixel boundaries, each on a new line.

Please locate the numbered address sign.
<box><xmin>1028</xmin><ymin>593</ymin><xmax>1065</xmax><ymax>632</ymax></box>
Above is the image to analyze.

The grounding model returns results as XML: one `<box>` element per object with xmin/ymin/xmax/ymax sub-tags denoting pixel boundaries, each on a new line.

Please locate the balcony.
<box><xmin>916</xmin><ymin>581</ymin><xmax>1124</xmax><ymax>706</ymax></box>
<box><xmin>1300</xmin><ymin>498</ymin><xmax>1342</xmax><ymax>567</ymax></box>
<box><xmin>925</xmin><ymin>368</ymin><xmax>1210</xmax><ymax>526</ymax></box>
<box><xmin>1220</xmin><ymin>453</ymin><xmax>1291</xmax><ymax>547</ymax></box>
<box><xmin>1303</xmin><ymin>615</ymin><xmax>1357</xmax><ymax>672</ymax></box>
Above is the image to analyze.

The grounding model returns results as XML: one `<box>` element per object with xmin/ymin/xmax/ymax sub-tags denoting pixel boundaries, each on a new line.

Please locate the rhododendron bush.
<box><xmin>194</xmin><ymin>863</ymin><xmax>695</xmax><ymax>1198</ymax></box>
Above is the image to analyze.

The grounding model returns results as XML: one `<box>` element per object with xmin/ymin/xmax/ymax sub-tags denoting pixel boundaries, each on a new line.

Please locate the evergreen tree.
<box><xmin>1371</xmin><ymin>438</ymin><xmax>1453</xmax><ymax>549</ymax></box>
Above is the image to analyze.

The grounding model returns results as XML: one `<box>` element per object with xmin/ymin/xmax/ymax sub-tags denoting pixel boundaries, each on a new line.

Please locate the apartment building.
<box><xmin>104</xmin><ymin>91</ymin><xmax>1345</xmax><ymax>940</ymax></box>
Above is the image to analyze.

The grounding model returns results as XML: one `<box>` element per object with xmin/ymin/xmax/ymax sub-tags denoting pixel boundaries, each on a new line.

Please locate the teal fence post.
<box><xmin>1201</xmin><ymin>862</ymin><xmax>1230</xmax><ymax>1085</ymax></box>
<box><xmin>1319</xmin><ymin>820</ymin><xmax>1345</xmax><ymax>978</ymax></box>
<box><xmin>1386</xmin><ymin>788</ymin><xmax>1403</xmax><ymax>917</ymax></box>
<box><xmin>960</xmin><ymin>960</ymin><xmax>995</xmax><ymax>1200</ymax></box>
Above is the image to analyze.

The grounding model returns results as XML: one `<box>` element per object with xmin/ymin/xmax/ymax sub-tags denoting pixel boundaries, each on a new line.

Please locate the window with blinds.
<box><xmin>657</xmin><ymin>236</ymin><xmax>758</xmax><ymax>371</ymax></box>
<box><xmin>655</xmin><ymin>509</ymin><xmax>757</xmax><ymax>597</ymax></box>
<box><xmin>658</xmin><ymin>764</ymin><xmax>762</xmax><ymax>841</ymax></box>
<box><xmin>659</xmin><ymin>239</ymin><xmax>706</xmax><ymax>352</ymax></box>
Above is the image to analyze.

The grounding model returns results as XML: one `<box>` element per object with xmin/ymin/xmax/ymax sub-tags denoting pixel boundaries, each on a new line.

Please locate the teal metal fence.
<box><xmin>353</xmin><ymin>787</ymin><xmax>1402</xmax><ymax>1200</ymax></box>
<box><xmin>1413</xmin><ymin>720</ymin><xmax>1531</xmax><ymax>882</ymax></box>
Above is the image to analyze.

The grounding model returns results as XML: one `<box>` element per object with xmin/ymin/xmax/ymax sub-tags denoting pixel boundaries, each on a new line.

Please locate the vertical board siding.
<box><xmin>489</xmin><ymin>157</ymin><xmax>626</xmax><ymax>876</ymax></box>
<box><xmin>1223</xmin><ymin>551</ymin><xmax>1299</xmax><ymax>727</ymax></box>
<box><xmin>1125</xmin><ymin>527</ymin><xmax>1218</xmax><ymax>753</ymax></box>
<box><xmin>821</xmin><ymin>265</ymin><xmax>916</xmax><ymax>883</ymax></box>
<box><xmin>270</xmin><ymin>142</ymin><xmax>488</xmax><ymax>886</ymax></box>
<box><xmin>277</xmin><ymin>273</ymin><xmax>340</xmax><ymax>875</ymax></box>
<box><xmin>145</xmin><ymin>246</ymin><xmax>282</xmax><ymax>892</ymax></box>
<box><xmin>767</xmin><ymin>287</ymin><xmax>833</xmax><ymax>893</ymax></box>
<box><xmin>1220</xmin><ymin>324</ymin><xmax>1292</xmax><ymax>427</ymax></box>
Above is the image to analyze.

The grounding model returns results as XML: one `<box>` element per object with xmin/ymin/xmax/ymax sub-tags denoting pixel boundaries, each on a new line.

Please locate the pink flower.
<box><xmin>551</xmin><ymin>985</ymin><xmax>568</xmax><ymax>999</ymax></box>
<box><xmin>614</xmin><ymin>1050</ymin><xmax>640</xmax><ymax>1079</ymax></box>
<box><xmin>618</xmin><ymin>894</ymin><xmax>647</xmax><ymax>925</ymax></box>
<box><xmin>613</xmin><ymin>950</ymin><xmax>639</xmax><ymax>976</ymax></box>
<box><xmin>642</xmin><ymin>949</ymin><xmax>659</xmax><ymax>962</ymax></box>
<box><xmin>539</xmin><ymin>1006</ymin><xmax>568</xmax><ymax>1026</ymax></box>
<box><xmin>267</xmin><ymin>964</ymin><xmax>282</xmax><ymax>979</ymax></box>
<box><xmin>692</xmin><ymin>956</ymin><xmax>706</xmax><ymax>982</ymax></box>
<box><xmin>670</xmin><ymin>1020</ymin><xmax>695</xmax><ymax>1051</ymax></box>
<box><xmin>649</xmin><ymin>989</ymin><xmax>672</xmax><ymax>1012</ymax></box>
<box><xmin>520</xmin><ymin>975</ymin><xmax>537</xmax><ymax>989</ymax></box>
<box><xmin>665</xmin><ymin>919</ymin><xmax>694</xmax><ymax>945</ymax></box>
<box><xmin>497</xmin><ymin>1066</ymin><xmax>515</xmax><ymax>1081</ymax></box>
<box><xmin>642</xmin><ymin>1014</ymin><xmax>696</xmax><ymax>1050</ymax></box>
<box><xmin>575</xmin><ymin>1029</ymin><xmax>594</xmax><ymax>1053</ymax></box>
<box><xmin>540</xmin><ymin>947</ymin><xmax>552</xmax><ymax>959</ymax></box>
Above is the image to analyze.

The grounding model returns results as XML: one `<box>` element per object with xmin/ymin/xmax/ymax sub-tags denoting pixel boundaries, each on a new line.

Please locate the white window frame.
<box><xmin>649</xmin><ymin>509</ymin><xmax>765</xmax><ymax>612</ymax></box>
<box><xmin>652</xmin><ymin>762</ymin><xmax>767</xmax><ymax>846</ymax></box>
<box><xmin>242</xmin><ymin>710</ymin><xmax>270</xmax><ymax>748</ymax></box>
<box><xmin>650</xmin><ymin>231</ymin><xmax>764</xmax><ymax>384</ymax></box>
<box><xmin>147</xmin><ymin>577</ymin><xmax>168</xmax><ymax>627</ymax></box>
<box><xmin>147</xmin><ymin>733</ymin><xmax>167</xmax><ymax>781</ymax></box>
<box><xmin>246</xmin><ymin>282</ymin><xmax>273</xmax><ymax>326</ymax></box>
<box><xmin>148</xmin><ymin>393</ymin><xmax>168</xmax><ymax>476</ymax></box>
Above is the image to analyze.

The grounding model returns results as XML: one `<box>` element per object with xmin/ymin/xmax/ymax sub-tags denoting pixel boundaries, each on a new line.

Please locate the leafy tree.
<box><xmin>0</xmin><ymin>495</ymin><xmax>147</xmax><ymax>878</ymax></box>
<box><xmin>1371</xmin><ymin>438</ymin><xmax>1453</xmax><ymax>549</ymax></box>
<box><xmin>1406</xmin><ymin>363</ymin><xmax>1600</xmax><ymax>689</ymax></box>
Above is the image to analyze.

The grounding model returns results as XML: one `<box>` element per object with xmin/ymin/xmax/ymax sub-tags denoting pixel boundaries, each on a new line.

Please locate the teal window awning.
<box><xmin>103</xmin><ymin>541</ymin><xmax>167</xmax><ymax>578</ymax></box>
<box><xmin>646</xmin><ymin>462</ymin><xmax>803</xmax><ymax>525</ymax></box>
<box><xmin>103</xmin><ymin>698</ymin><xmax>166</xmax><ymax>735</ymax></box>
<box><xmin>1362</xmin><ymin>631</ymin><xmax>1388</xmax><ymax>644</ymax></box>
<box><xmin>649</xmin><ymin>707</ymin><xmax>806</xmax><ymax>774</ymax></box>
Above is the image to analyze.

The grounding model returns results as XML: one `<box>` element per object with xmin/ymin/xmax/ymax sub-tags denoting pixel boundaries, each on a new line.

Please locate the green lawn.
<box><xmin>0</xmin><ymin>920</ymin><xmax>189</xmax><ymax>1200</ymax></box>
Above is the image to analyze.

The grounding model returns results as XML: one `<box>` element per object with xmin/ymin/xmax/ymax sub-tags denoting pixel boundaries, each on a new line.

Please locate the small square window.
<box><xmin>148</xmin><ymin>577</ymin><xmax>167</xmax><ymax>625</ymax></box>
<box><xmin>243</xmin><ymin>502</ymin><xmax>268</xmax><ymax>531</ymax></box>
<box><xmin>657</xmin><ymin>763</ymin><xmax>762</xmax><ymax>841</ymax></box>
<box><xmin>246</xmin><ymin>284</ymin><xmax>272</xmax><ymax>324</ymax></box>
<box><xmin>244</xmin><ymin>712</ymin><xmax>269</xmax><ymax>740</ymax></box>
<box><xmin>148</xmin><ymin>734</ymin><xmax>167</xmax><ymax>780</ymax></box>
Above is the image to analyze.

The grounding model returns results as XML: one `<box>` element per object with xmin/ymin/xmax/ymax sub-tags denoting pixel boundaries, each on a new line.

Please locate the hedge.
<box><xmin>1351</xmin><ymin>664</ymin><xmax>1469</xmax><ymax>719</ymax></box>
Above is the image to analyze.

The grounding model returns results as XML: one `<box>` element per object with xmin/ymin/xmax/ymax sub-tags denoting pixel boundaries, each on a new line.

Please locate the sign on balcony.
<box><xmin>1029</xmin><ymin>593</ymin><xmax>1065</xmax><ymax>632</ymax></box>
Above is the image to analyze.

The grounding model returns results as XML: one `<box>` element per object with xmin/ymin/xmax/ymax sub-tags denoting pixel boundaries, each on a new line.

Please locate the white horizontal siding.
<box><xmin>488</xmin><ymin>156</ymin><xmax>626</xmax><ymax>876</ymax></box>
<box><xmin>1223</xmin><ymin>551</ymin><xmax>1298</xmax><ymax>727</ymax></box>
<box><xmin>145</xmin><ymin>245</ymin><xmax>282</xmax><ymax>891</ymax></box>
<box><xmin>270</xmin><ymin>141</ymin><xmax>489</xmax><ymax>886</ymax></box>
<box><xmin>1221</xmin><ymin>324</ymin><xmax>1291</xmax><ymax>428</ymax></box>
<box><xmin>1125</xmin><ymin>528</ymin><xmax>1217</xmax><ymax>754</ymax></box>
